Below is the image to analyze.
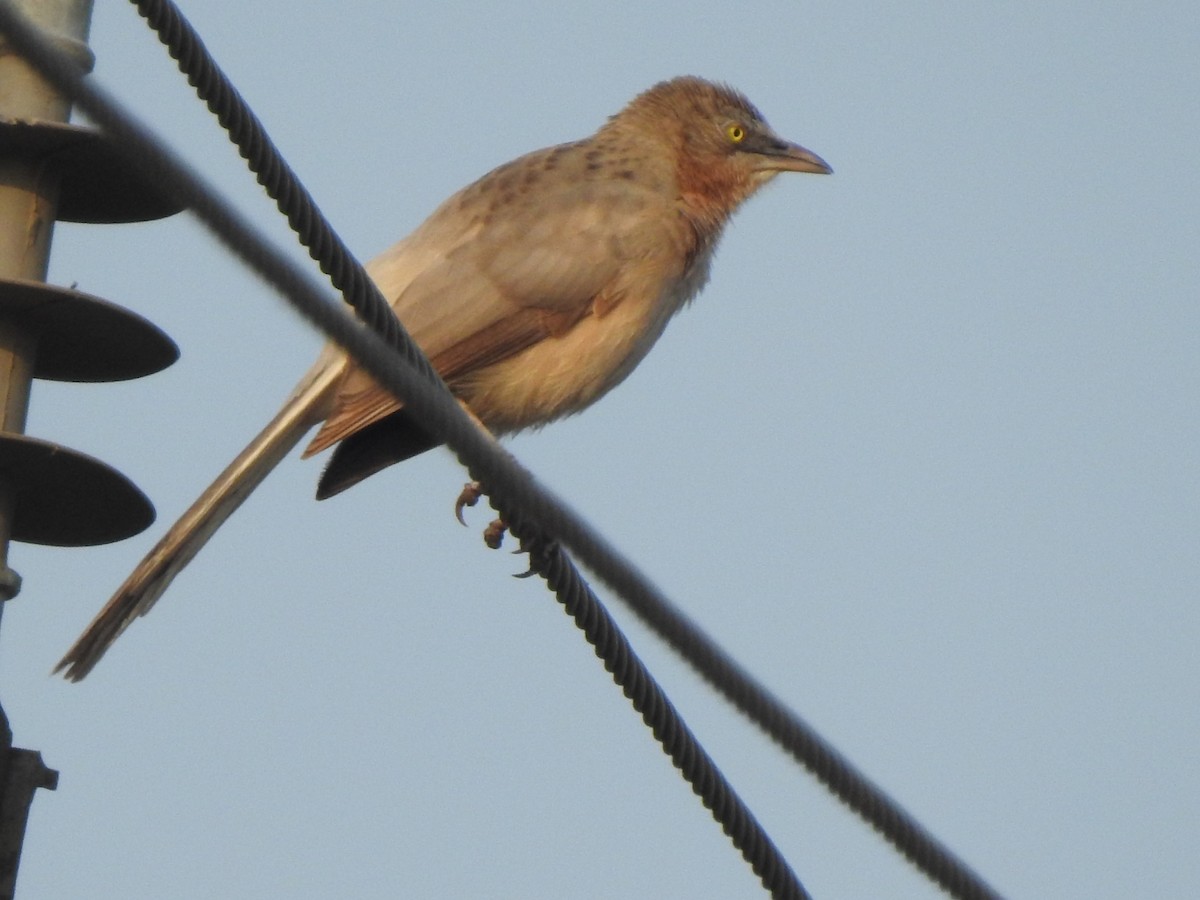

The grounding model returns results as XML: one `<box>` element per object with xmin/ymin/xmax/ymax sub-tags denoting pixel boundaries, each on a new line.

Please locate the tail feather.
<box><xmin>315</xmin><ymin>409</ymin><xmax>440</xmax><ymax>500</ymax></box>
<box><xmin>55</xmin><ymin>356</ymin><xmax>344</xmax><ymax>681</ymax></box>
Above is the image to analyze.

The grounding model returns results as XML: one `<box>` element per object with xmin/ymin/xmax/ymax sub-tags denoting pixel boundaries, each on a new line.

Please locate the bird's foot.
<box><xmin>456</xmin><ymin>481</ymin><xmax>510</xmax><ymax>549</ymax></box>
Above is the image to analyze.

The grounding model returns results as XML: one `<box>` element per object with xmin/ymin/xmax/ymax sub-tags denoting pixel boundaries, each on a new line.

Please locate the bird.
<box><xmin>56</xmin><ymin>76</ymin><xmax>831</xmax><ymax>680</ymax></box>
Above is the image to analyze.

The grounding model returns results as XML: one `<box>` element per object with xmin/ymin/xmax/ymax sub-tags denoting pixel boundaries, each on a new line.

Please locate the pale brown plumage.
<box><xmin>56</xmin><ymin>76</ymin><xmax>830</xmax><ymax>680</ymax></box>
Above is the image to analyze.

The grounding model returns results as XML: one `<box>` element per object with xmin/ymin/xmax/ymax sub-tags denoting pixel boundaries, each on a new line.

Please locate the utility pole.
<box><xmin>0</xmin><ymin>2</ymin><xmax>180</xmax><ymax>894</ymax></box>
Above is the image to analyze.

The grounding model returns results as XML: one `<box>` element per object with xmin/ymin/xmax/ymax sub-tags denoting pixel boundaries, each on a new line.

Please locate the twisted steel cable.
<box><xmin>6</xmin><ymin>2</ymin><xmax>1003</xmax><ymax>896</ymax></box>
<box><xmin>125</xmin><ymin>4</ymin><xmax>1003</xmax><ymax>897</ymax></box>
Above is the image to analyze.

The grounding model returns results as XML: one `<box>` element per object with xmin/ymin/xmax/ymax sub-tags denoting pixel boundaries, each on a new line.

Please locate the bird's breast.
<box><xmin>456</xmin><ymin>241</ymin><xmax>715</xmax><ymax>434</ymax></box>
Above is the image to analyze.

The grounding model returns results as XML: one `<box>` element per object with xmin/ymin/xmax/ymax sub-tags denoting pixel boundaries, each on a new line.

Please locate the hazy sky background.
<box><xmin>3</xmin><ymin>2</ymin><xmax>1198</xmax><ymax>897</ymax></box>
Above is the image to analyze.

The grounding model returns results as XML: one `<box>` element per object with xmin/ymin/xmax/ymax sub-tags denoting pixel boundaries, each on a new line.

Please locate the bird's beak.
<box><xmin>757</xmin><ymin>139</ymin><xmax>833</xmax><ymax>175</ymax></box>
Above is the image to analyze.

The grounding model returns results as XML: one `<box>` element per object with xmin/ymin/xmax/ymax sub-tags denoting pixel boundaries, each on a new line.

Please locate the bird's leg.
<box><xmin>449</xmin><ymin>401</ymin><xmax>514</xmax><ymax>546</ymax></box>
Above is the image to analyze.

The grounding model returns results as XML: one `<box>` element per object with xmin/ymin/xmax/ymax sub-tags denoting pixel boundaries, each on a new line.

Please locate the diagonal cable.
<box><xmin>125</xmin><ymin>0</ymin><xmax>425</xmax><ymax>373</ymax></box>
<box><xmin>120</xmin><ymin>3</ymin><xmax>1005</xmax><ymax>897</ymax></box>
<box><xmin>122</xmin><ymin>7</ymin><xmax>1005</xmax><ymax>896</ymax></box>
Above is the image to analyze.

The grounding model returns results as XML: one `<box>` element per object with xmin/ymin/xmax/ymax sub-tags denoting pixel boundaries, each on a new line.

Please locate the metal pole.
<box><xmin>0</xmin><ymin>1</ymin><xmax>96</xmax><ymax>895</ymax></box>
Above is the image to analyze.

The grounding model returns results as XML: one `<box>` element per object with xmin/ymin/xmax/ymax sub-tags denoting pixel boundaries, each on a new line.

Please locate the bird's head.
<box><xmin>609</xmin><ymin>76</ymin><xmax>831</xmax><ymax>229</ymax></box>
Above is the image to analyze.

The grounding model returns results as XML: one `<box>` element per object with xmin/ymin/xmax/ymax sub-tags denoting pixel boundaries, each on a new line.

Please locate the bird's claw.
<box><xmin>512</xmin><ymin>534</ymin><xmax>557</xmax><ymax>578</ymax></box>
<box><xmin>511</xmin><ymin>540</ymin><xmax>535</xmax><ymax>577</ymax></box>
<box><xmin>455</xmin><ymin>481</ymin><xmax>482</xmax><ymax>526</ymax></box>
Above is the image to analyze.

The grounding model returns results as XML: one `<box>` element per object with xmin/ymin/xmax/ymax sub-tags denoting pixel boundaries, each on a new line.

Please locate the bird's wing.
<box><xmin>305</xmin><ymin>159</ymin><xmax>670</xmax><ymax>454</ymax></box>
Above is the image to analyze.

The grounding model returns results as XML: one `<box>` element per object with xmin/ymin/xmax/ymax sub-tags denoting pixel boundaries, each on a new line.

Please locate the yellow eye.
<box><xmin>725</xmin><ymin>123</ymin><xmax>746</xmax><ymax>143</ymax></box>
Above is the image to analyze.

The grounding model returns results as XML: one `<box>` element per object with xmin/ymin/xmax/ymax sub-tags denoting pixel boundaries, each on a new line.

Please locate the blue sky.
<box><xmin>3</xmin><ymin>2</ymin><xmax>1198</xmax><ymax>897</ymax></box>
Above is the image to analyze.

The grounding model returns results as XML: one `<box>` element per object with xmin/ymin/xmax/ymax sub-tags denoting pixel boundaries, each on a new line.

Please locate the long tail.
<box><xmin>55</xmin><ymin>353</ymin><xmax>345</xmax><ymax>681</ymax></box>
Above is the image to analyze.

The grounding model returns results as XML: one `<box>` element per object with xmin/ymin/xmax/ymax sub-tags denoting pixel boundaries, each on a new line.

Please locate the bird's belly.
<box><xmin>457</xmin><ymin>287</ymin><xmax>683</xmax><ymax>434</ymax></box>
